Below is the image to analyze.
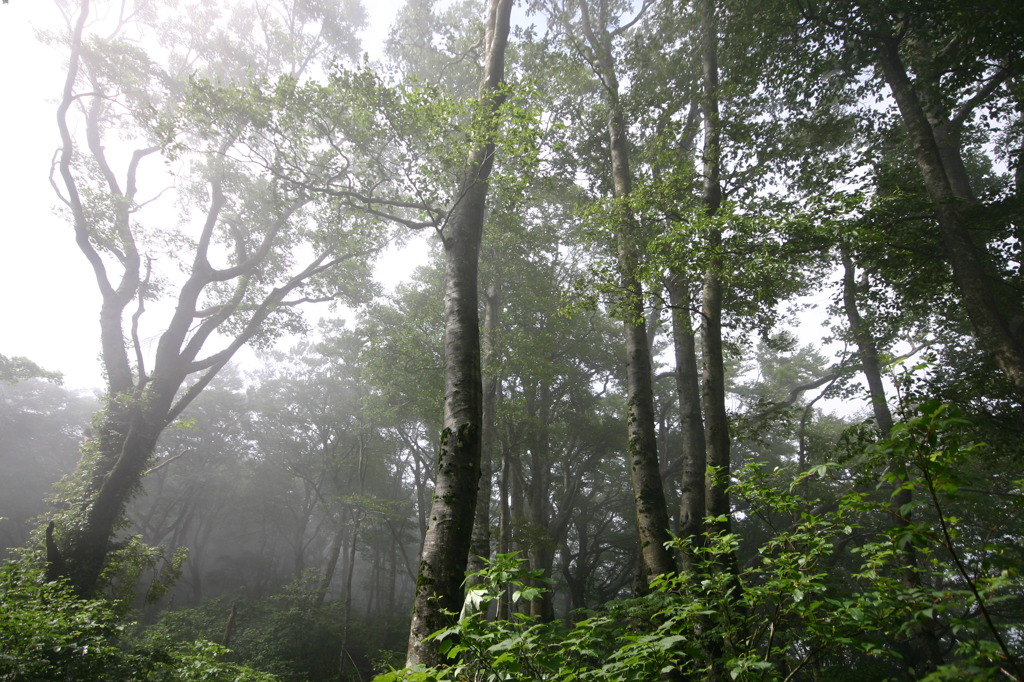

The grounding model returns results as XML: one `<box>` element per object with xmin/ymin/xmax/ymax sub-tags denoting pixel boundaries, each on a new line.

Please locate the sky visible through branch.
<box><xmin>0</xmin><ymin>0</ymin><xmax>854</xmax><ymax>418</ymax></box>
<box><xmin>0</xmin><ymin>0</ymin><xmax>421</xmax><ymax>390</ymax></box>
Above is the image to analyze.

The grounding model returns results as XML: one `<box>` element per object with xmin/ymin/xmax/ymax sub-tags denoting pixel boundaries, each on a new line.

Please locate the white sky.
<box><xmin>0</xmin><ymin>1</ymin><xmax>103</xmax><ymax>389</ymax></box>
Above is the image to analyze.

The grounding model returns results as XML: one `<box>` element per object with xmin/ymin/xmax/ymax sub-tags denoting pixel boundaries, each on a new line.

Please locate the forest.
<box><xmin>0</xmin><ymin>0</ymin><xmax>1022</xmax><ymax>679</ymax></box>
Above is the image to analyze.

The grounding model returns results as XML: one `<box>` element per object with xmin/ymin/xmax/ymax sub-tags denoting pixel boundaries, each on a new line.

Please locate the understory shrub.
<box><xmin>375</xmin><ymin>403</ymin><xmax>1023</xmax><ymax>681</ymax></box>
<box><xmin>0</xmin><ymin>562</ymin><xmax>278</xmax><ymax>681</ymax></box>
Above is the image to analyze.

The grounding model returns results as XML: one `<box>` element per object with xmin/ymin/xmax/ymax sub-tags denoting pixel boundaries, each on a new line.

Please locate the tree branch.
<box><xmin>56</xmin><ymin>0</ymin><xmax>116</xmax><ymax>300</ymax></box>
<box><xmin>131</xmin><ymin>257</ymin><xmax>152</xmax><ymax>387</ymax></box>
<box><xmin>165</xmin><ymin>247</ymin><xmax>375</xmax><ymax>424</ymax></box>
<box><xmin>950</xmin><ymin>65</ymin><xmax>1012</xmax><ymax>129</ymax></box>
<box><xmin>748</xmin><ymin>342</ymin><xmax>930</xmax><ymax>426</ymax></box>
<box><xmin>143</xmin><ymin>450</ymin><xmax>187</xmax><ymax>476</ymax></box>
<box><xmin>611</xmin><ymin>0</ymin><xmax>654</xmax><ymax>36</ymax></box>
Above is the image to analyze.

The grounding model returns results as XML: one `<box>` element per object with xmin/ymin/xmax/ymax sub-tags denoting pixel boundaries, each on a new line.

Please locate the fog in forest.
<box><xmin>1</xmin><ymin>0</ymin><xmax>1022</xmax><ymax>680</ymax></box>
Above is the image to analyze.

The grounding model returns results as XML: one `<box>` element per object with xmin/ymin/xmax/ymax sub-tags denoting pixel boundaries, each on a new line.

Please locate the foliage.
<box><xmin>374</xmin><ymin>409</ymin><xmax>1024</xmax><ymax>680</ymax></box>
<box><xmin>0</xmin><ymin>354</ymin><xmax>63</xmax><ymax>385</ymax></box>
<box><xmin>0</xmin><ymin>562</ymin><xmax>278</xmax><ymax>681</ymax></box>
<box><xmin>9</xmin><ymin>0</ymin><xmax>1024</xmax><ymax>677</ymax></box>
<box><xmin>0</xmin><ymin>378</ymin><xmax>95</xmax><ymax>558</ymax></box>
<box><xmin>0</xmin><ymin>562</ymin><xmax>123</xmax><ymax>680</ymax></box>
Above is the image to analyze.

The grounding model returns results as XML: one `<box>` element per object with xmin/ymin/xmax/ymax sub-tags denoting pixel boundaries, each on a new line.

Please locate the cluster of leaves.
<box><xmin>0</xmin><ymin>354</ymin><xmax>63</xmax><ymax>385</ymax></box>
<box><xmin>0</xmin><ymin>562</ymin><xmax>277</xmax><ymax>681</ymax></box>
<box><xmin>374</xmin><ymin>404</ymin><xmax>1023</xmax><ymax>681</ymax></box>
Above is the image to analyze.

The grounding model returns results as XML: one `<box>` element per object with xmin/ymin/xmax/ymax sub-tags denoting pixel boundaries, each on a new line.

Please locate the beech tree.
<box><xmin>47</xmin><ymin>0</ymin><xmax>377</xmax><ymax>596</ymax></box>
<box><xmin>405</xmin><ymin>0</ymin><xmax>515</xmax><ymax>665</ymax></box>
<box><xmin>795</xmin><ymin>0</ymin><xmax>1024</xmax><ymax>395</ymax></box>
<box><xmin>544</xmin><ymin>0</ymin><xmax>677</xmax><ymax>581</ymax></box>
<box><xmin>6</xmin><ymin>0</ymin><xmax>1024</xmax><ymax>678</ymax></box>
<box><xmin>126</xmin><ymin>368</ymin><xmax>253</xmax><ymax>605</ymax></box>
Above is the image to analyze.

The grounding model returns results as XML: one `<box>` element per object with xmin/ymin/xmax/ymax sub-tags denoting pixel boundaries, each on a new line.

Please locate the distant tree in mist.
<box><xmin>0</xmin><ymin>377</ymin><xmax>95</xmax><ymax>557</ymax></box>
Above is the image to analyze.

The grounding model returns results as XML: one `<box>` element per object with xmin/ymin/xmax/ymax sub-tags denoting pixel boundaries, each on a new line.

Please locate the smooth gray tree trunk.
<box><xmin>405</xmin><ymin>0</ymin><xmax>514</xmax><ymax>665</ymax></box>
<box><xmin>668</xmin><ymin>273</ymin><xmax>706</xmax><ymax>572</ymax></box>
<box><xmin>467</xmin><ymin>282</ymin><xmax>500</xmax><ymax>584</ymax></box>
<box><xmin>575</xmin><ymin>0</ymin><xmax>676</xmax><ymax>580</ymax></box>
<box><xmin>697</xmin><ymin>0</ymin><xmax>730</xmax><ymax>537</ymax></box>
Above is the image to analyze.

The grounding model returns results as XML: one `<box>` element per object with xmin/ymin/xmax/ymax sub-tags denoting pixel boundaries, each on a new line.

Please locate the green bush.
<box><xmin>0</xmin><ymin>562</ymin><xmax>125</xmax><ymax>680</ymax></box>
<box><xmin>0</xmin><ymin>562</ymin><xmax>279</xmax><ymax>681</ymax></box>
<box><xmin>375</xmin><ymin>405</ymin><xmax>1024</xmax><ymax>681</ymax></box>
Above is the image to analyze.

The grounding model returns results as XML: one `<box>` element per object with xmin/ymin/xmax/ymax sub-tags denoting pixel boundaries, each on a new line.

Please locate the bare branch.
<box><xmin>165</xmin><ymin>247</ymin><xmax>376</xmax><ymax>424</ymax></box>
<box><xmin>934</xmin><ymin>35</ymin><xmax>959</xmax><ymax>63</ymax></box>
<box><xmin>49</xmin><ymin>150</ymin><xmax>72</xmax><ymax>208</ymax></box>
<box><xmin>303</xmin><ymin>181</ymin><xmax>442</xmax><ymax>225</ymax></box>
<box><xmin>56</xmin><ymin>0</ymin><xmax>116</xmax><ymax>299</ymax></box>
<box><xmin>749</xmin><ymin>368</ymin><xmax>848</xmax><ymax>426</ymax></box>
<box><xmin>210</xmin><ymin>202</ymin><xmax>301</xmax><ymax>282</ymax></box>
<box><xmin>82</xmin><ymin>74</ymin><xmax>142</xmax><ymax>299</ymax></box>
<box><xmin>125</xmin><ymin>145</ymin><xmax>160</xmax><ymax>202</ymax></box>
<box><xmin>180</xmin><ymin>274</ymin><xmax>250</xmax><ymax>364</ymax></box>
<box><xmin>133</xmin><ymin>184</ymin><xmax>175</xmax><ymax>210</ymax></box>
<box><xmin>194</xmin><ymin>140</ymin><xmax>233</xmax><ymax>265</ymax></box>
<box><xmin>611</xmin><ymin>0</ymin><xmax>654</xmax><ymax>36</ymax></box>
<box><xmin>748</xmin><ymin>342</ymin><xmax>931</xmax><ymax>426</ymax></box>
<box><xmin>143</xmin><ymin>450</ymin><xmax>187</xmax><ymax>477</ymax></box>
<box><xmin>279</xmin><ymin>295</ymin><xmax>337</xmax><ymax>306</ymax></box>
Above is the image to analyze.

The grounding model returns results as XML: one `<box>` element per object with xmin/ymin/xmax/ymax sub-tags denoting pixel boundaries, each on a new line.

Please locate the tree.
<box><xmin>0</xmin><ymin>354</ymin><xmax>63</xmax><ymax>385</ymax></box>
<box><xmin>486</xmin><ymin>202</ymin><xmax>625</xmax><ymax>619</ymax></box>
<box><xmin>844</xmin><ymin>250</ymin><xmax>946</xmax><ymax>673</ymax></box>
<box><xmin>0</xmin><ymin>378</ymin><xmax>95</xmax><ymax>558</ymax></box>
<box><xmin>48</xmin><ymin>0</ymin><xmax>377</xmax><ymax>596</ymax></box>
<box><xmin>406</xmin><ymin>0</ymin><xmax>515</xmax><ymax>665</ymax></box>
<box><xmin>543</xmin><ymin>0</ymin><xmax>677</xmax><ymax>581</ymax></box>
<box><xmin>797</xmin><ymin>0</ymin><xmax>1024</xmax><ymax>396</ymax></box>
<box><xmin>362</xmin><ymin>263</ymin><xmax>447</xmax><ymax>544</ymax></box>
<box><xmin>126</xmin><ymin>367</ymin><xmax>253</xmax><ymax>606</ymax></box>
<box><xmin>694</xmin><ymin>0</ymin><xmax>731</xmax><ymax>546</ymax></box>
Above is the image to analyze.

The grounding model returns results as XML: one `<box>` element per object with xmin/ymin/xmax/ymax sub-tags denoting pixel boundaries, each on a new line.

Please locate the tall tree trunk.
<box><xmin>525</xmin><ymin>383</ymin><xmax>555</xmax><ymax>620</ymax></box>
<box><xmin>576</xmin><ymin>0</ymin><xmax>676</xmax><ymax>580</ymax></box>
<box><xmin>839</xmin><ymin>249</ymin><xmax>892</xmax><ymax>435</ymax></box>
<box><xmin>701</xmin><ymin>247</ymin><xmax>730</xmax><ymax>530</ymax></box>
<box><xmin>468</xmin><ymin>282</ymin><xmax>500</xmax><ymax>584</ymax></box>
<box><xmin>697</xmin><ymin>3</ymin><xmax>736</xmax><ymax>676</ymax></box>
<box><xmin>840</xmin><ymin>247</ymin><xmax>945</xmax><ymax>674</ymax></box>
<box><xmin>873</xmin><ymin>33</ymin><xmax>1024</xmax><ymax>396</ymax></box>
<box><xmin>340</xmin><ymin>511</ymin><xmax>360</xmax><ymax>668</ymax></box>
<box><xmin>496</xmin><ymin>443</ymin><xmax>513</xmax><ymax>620</ymax></box>
<box><xmin>697</xmin><ymin>0</ymin><xmax>729</xmax><ymax>535</ymax></box>
<box><xmin>616</xmin><ymin>165</ymin><xmax>677</xmax><ymax>578</ymax></box>
<box><xmin>1016</xmin><ymin>85</ymin><xmax>1024</xmax><ymax>290</ymax></box>
<box><xmin>316</xmin><ymin>520</ymin><xmax>347</xmax><ymax>609</ymax></box>
<box><xmin>405</xmin><ymin>0</ymin><xmax>514</xmax><ymax>665</ymax></box>
<box><xmin>62</xmin><ymin>378</ymin><xmax>180</xmax><ymax>596</ymax></box>
<box><xmin>668</xmin><ymin>272</ymin><xmax>706</xmax><ymax>572</ymax></box>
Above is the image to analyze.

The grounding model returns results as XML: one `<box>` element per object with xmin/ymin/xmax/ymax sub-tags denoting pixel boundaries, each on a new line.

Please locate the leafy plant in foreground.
<box><xmin>0</xmin><ymin>562</ymin><xmax>278</xmax><ymax>681</ymax></box>
<box><xmin>374</xmin><ymin>405</ymin><xmax>1023</xmax><ymax>680</ymax></box>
